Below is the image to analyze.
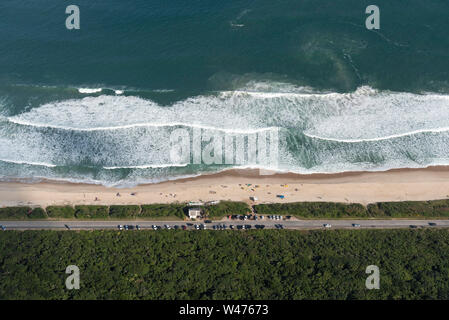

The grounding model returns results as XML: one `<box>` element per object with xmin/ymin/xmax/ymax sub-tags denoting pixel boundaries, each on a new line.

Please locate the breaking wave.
<box><xmin>1</xmin><ymin>82</ymin><xmax>449</xmax><ymax>186</ymax></box>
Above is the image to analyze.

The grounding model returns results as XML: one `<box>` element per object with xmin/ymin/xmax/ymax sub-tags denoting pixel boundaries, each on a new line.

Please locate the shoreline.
<box><xmin>1</xmin><ymin>166</ymin><xmax>449</xmax><ymax>207</ymax></box>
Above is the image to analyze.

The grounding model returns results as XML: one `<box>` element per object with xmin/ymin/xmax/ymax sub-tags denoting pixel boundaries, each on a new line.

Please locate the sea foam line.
<box><xmin>304</xmin><ymin>126</ymin><xmax>449</xmax><ymax>143</ymax></box>
<box><xmin>0</xmin><ymin>159</ymin><xmax>57</xmax><ymax>168</ymax></box>
<box><xmin>7</xmin><ymin>118</ymin><xmax>278</xmax><ymax>134</ymax></box>
<box><xmin>103</xmin><ymin>163</ymin><xmax>189</xmax><ymax>170</ymax></box>
<box><xmin>78</xmin><ymin>88</ymin><xmax>103</xmax><ymax>94</ymax></box>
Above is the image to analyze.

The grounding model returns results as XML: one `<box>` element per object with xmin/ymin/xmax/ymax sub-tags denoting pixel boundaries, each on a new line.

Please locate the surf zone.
<box><xmin>169</xmin><ymin>127</ymin><xmax>279</xmax><ymax>168</ymax></box>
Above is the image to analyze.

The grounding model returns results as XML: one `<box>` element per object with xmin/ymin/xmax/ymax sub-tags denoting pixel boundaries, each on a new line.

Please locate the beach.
<box><xmin>1</xmin><ymin>166</ymin><xmax>449</xmax><ymax>208</ymax></box>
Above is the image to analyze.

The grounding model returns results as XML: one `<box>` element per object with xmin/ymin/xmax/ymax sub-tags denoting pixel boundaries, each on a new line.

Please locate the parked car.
<box><xmin>229</xmin><ymin>225</ymin><xmax>234</xmax><ymax>229</ymax></box>
<box><xmin>195</xmin><ymin>224</ymin><xmax>200</xmax><ymax>230</ymax></box>
<box><xmin>323</xmin><ymin>224</ymin><xmax>332</xmax><ymax>228</ymax></box>
<box><xmin>409</xmin><ymin>225</ymin><xmax>418</xmax><ymax>229</ymax></box>
<box><xmin>1</xmin><ymin>225</ymin><xmax>6</xmax><ymax>231</ymax></box>
<box><xmin>173</xmin><ymin>225</ymin><xmax>179</xmax><ymax>230</ymax></box>
<box><xmin>352</xmin><ymin>224</ymin><xmax>361</xmax><ymax>228</ymax></box>
<box><xmin>65</xmin><ymin>224</ymin><xmax>71</xmax><ymax>230</ymax></box>
<box><xmin>429</xmin><ymin>222</ymin><xmax>437</xmax><ymax>226</ymax></box>
<box><xmin>152</xmin><ymin>225</ymin><xmax>157</xmax><ymax>230</ymax></box>
<box><xmin>204</xmin><ymin>220</ymin><xmax>212</xmax><ymax>224</ymax></box>
<box><xmin>181</xmin><ymin>225</ymin><xmax>187</xmax><ymax>230</ymax></box>
<box><xmin>165</xmin><ymin>225</ymin><xmax>171</xmax><ymax>229</ymax></box>
<box><xmin>136</xmin><ymin>225</ymin><xmax>141</xmax><ymax>230</ymax></box>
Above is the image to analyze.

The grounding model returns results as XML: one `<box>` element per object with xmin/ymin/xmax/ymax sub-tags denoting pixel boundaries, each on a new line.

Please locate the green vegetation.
<box><xmin>2</xmin><ymin>199</ymin><xmax>449</xmax><ymax>221</ymax></box>
<box><xmin>255</xmin><ymin>200</ymin><xmax>449</xmax><ymax>219</ymax></box>
<box><xmin>203</xmin><ymin>201</ymin><xmax>250</xmax><ymax>218</ymax></box>
<box><xmin>368</xmin><ymin>199</ymin><xmax>449</xmax><ymax>218</ymax></box>
<box><xmin>29</xmin><ymin>207</ymin><xmax>47</xmax><ymax>219</ymax></box>
<box><xmin>109</xmin><ymin>205</ymin><xmax>140</xmax><ymax>219</ymax></box>
<box><xmin>1</xmin><ymin>229</ymin><xmax>449</xmax><ymax>299</ymax></box>
<box><xmin>46</xmin><ymin>206</ymin><xmax>75</xmax><ymax>219</ymax></box>
<box><xmin>140</xmin><ymin>204</ymin><xmax>185</xmax><ymax>219</ymax></box>
<box><xmin>0</xmin><ymin>206</ymin><xmax>32</xmax><ymax>220</ymax></box>
<box><xmin>74</xmin><ymin>205</ymin><xmax>109</xmax><ymax>219</ymax></box>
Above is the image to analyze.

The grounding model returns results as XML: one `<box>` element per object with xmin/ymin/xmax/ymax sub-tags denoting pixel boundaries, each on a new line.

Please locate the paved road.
<box><xmin>1</xmin><ymin>219</ymin><xmax>448</xmax><ymax>230</ymax></box>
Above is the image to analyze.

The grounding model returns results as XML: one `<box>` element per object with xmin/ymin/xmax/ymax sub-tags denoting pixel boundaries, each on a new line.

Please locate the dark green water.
<box><xmin>0</xmin><ymin>1</ymin><xmax>448</xmax><ymax>186</ymax></box>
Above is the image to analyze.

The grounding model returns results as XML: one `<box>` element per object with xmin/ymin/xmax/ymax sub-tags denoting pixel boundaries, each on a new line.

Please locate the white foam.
<box><xmin>2</xmin><ymin>82</ymin><xmax>449</xmax><ymax>186</ymax></box>
<box><xmin>114</xmin><ymin>90</ymin><xmax>124</xmax><ymax>95</ymax></box>
<box><xmin>8</xmin><ymin>117</ymin><xmax>278</xmax><ymax>134</ymax></box>
<box><xmin>103</xmin><ymin>163</ymin><xmax>189</xmax><ymax>170</ymax></box>
<box><xmin>78</xmin><ymin>88</ymin><xmax>102</xmax><ymax>94</ymax></box>
<box><xmin>0</xmin><ymin>158</ymin><xmax>57</xmax><ymax>168</ymax></box>
<box><xmin>305</xmin><ymin>126</ymin><xmax>449</xmax><ymax>143</ymax></box>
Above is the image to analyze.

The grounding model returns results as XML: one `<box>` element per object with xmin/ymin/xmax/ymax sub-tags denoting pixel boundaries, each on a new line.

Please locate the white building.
<box><xmin>188</xmin><ymin>208</ymin><xmax>202</xmax><ymax>219</ymax></box>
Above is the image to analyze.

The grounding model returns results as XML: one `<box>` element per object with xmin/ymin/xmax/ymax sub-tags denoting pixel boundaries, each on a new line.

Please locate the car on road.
<box><xmin>181</xmin><ymin>225</ymin><xmax>187</xmax><ymax>230</ymax></box>
<box><xmin>65</xmin><ymin>224</ymin><xmax>71</xmax><ymax>230</ymax></box>
<box><xmin>323</xmin><ymin>224</ymin><xmax>332</xmax><ymax>228</ymax></box>
<box><xmin>173</xmin><ymin>225</ymin><xmax>179</xmax><ymax>230</ymax></box>
<box><xmin>429</xmin><ymin>222</ymin><xmax>437</xmax><ymax>226</ymax></box>
<box><xmin>409</xmin><ymin>225</ymin><xmax>418</xmax><ymax>229</ymax></box>
<box><xmin>0</xmin><ymin>225</ymin><xmax>6</xmax><ymax>231</ymax></box>
<box><xmin>255</xmin><ymin>225</ymin><xmax>265</xmax><ymax>229</ymax></box>
<box><xmin>229</xmin><ymin>225</ymin><xmax>234</xmax><ymax>229</ymax></box>
<box><xmin>165</xmin><ymin>225</ymin><xmax>171</xmax><ymax>230</ymax></box>
<box><xmin>118</xmin><ymin>225</ymin><xmax>123</xmax><ymax>230</ymax></box>
<box><xmin>352</xmin><ymin>224</ymin><xmax>361</xmax><ymax>228</ymax></box>
<box><xmin>152</xmin><ymin>225</ymin><xmax>157</xmax><ymax>230</ymax></box>
<box><xmin>195</xmin><ymin>224</ymin><xmax>200</xmax><ymax>230</ymax></box>
<box><xmin>204</xmin><ymin>220</ymin><xmax>212</xmax><ymax>224</ymax></box>
<box><xmin>136</xmin><ymin>225</ymin><xmax>141</xmax><ymax>230</ymax></box>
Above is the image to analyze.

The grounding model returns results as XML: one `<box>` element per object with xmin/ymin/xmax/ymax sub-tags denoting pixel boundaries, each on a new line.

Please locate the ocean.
<box><xmin>0</xmin><ymin>0</ymin><xmax>448</xmax><ymax>187</ymax></box>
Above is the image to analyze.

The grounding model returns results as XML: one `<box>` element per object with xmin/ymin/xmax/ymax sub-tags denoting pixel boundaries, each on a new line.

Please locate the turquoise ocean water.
<box><xmin>0</xmin><ymin>0</ymin><xmax>448</xmax><ymax>186</ymax></box>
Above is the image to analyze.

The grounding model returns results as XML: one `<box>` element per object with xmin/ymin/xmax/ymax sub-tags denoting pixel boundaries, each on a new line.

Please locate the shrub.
<box><xmin>0</xmin><ymin>206</ymin><xmax>31</xmax><ymax>219</ymax></box>
<box><xmin>46</xmin><ymin>206</ymin><xmax>75</xmax><ymax>218</ymax></box>
<box><xmin>368</xmin><ymin>200</ymin><xmax>449</xmax><ymax>218</ymax></box>
<box><xmin>29</xmin><ymin>207</ymin><xmax>47</xmax><ymax>219</ymax></box>
<box><xmin>203</xmin><ymin>201</ymin><xmax>250</xmax><ymax>218</ymax></box>
<box><xmin>109</xmin><ymin>205</ymin><xmax>140</xmax><ymax>218</ymax></box>
<box><xmin>140</xmin><ymin>204</ymin><xmax>185</xmax><ymax>219</ymax></box>
<box><xmin>254</xmin><ymin>202</ymin><xmax>367</xmax><ymax>218</ymax></box>
<box><xmin>75</xmin><ymin>205</ymin><xmax>109</xmax><ymax>219</ymax></box>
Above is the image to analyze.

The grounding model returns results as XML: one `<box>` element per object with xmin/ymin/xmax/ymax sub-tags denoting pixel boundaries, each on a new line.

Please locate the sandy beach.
<box><xmin>0</xmin><ymin>166</ymin><xmax>448</xmax><ymax>208</ymax></box>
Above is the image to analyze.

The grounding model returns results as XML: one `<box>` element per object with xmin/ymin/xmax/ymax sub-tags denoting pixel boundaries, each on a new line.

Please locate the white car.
<box><xmin>118</xmin><ymin>225</ymin><xmax>123</xmax><ymax>230</ymax></box>
<box><xmin>323</xmin><ymin>224</ymin><xmax>332</xmax><ymax>228</ymax></box>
